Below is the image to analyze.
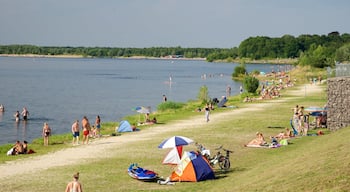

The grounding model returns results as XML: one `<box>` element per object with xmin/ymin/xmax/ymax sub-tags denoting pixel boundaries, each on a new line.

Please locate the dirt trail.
<box><xmin>0</xmin><ymin>84</ymin><xmax>324</xmax><ymax>180</ymax></box>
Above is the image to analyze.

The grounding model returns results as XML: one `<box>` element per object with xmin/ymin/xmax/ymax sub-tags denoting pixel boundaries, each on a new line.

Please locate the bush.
<box><xmin>243</xmin><ymin>76</ymin><xmax>260</xmax><ymax>94</ymax></box>
<box><xmin>232</xmin><ymin>64</ymin><xmax>247</xmax><ymax>78</ymax></box>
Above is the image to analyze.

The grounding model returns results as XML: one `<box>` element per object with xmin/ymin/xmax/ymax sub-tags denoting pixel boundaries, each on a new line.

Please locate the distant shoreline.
<box><xmin>0</xmin><ymin>54</ymin><xmax>206</xmax><ymax>61</ymax></box>
<box><xmin>0</xmin><ymin>54</ymin><xmax>296</xmax><ymax>64</ymax></box>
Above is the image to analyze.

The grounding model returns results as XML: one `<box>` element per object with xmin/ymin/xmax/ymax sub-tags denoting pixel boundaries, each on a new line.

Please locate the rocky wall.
<box><xmin>327</xmin><ymin>77</ymin><xmax>350</xmax><ymax>131</ymax></box>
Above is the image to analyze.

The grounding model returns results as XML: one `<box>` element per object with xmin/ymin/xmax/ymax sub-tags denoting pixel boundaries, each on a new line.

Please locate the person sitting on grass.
<box><xmin>276</xmin><ymin>128</ymin><xmax>293</xmax><ymax>139</ymax></box>
<box><xmin>245</xmin><ymin>132</ymin><xmax>267</xmax><ymax>146</ymax></box>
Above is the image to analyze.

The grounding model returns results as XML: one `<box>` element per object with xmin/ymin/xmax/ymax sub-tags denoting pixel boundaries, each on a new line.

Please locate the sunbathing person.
<box><xmin>276</xmin><ymin>128</ymin><xmax>293</xmax><ymax>139</ymax></box>
<box><xmin>245</xmin><ymin>132</ymin><xmax>267</xmax><ymax>146</ymax></box>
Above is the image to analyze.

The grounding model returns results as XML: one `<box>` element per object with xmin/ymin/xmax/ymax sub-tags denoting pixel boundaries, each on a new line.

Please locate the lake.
<box><xmin>0</xmin><ymin>56</ymin><xmax>287</xmax><ymax>145</ymax></box>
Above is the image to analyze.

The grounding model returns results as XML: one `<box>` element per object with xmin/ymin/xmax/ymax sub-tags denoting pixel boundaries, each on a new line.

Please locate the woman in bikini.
<box><xmin>246</xmin><ymin>132</ymin><xmax>267</xmax><ymax>146</ymax></box>
<box><xmin>65</xmin><ymin>172</ymin><xmax>83</xmax><ymax>192</ymax></box>
<box><xmin>95</xmin><ymin>115</ymin><xmax>101</xmax><ymax>137</ymax></box>
<box><xmin>42</xmin><ymin>122</ymin><xmax>51</xmax><ymax>146</ymax></box>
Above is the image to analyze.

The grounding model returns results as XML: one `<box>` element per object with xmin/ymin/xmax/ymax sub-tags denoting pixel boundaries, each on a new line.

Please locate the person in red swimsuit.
<box><xmin>81</xmin><ymin>116</ymin><xmax>91</xmax><ymax>144</ymax></box>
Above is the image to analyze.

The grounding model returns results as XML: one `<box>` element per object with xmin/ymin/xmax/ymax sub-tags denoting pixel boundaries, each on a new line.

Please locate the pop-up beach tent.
<box><xmin>116</xmin><ymin>120</ymin><xmax>133</xmax><ymax>132</ymax></box>
<box><xmin>170</xmin><ymin>151</ymin><xmax>215</xmax><ymax>182</ymax></box>
<box><xmin>217</xmin><ymin>96</ymin><xmax>227</xmax><ymax>107</ymax></box>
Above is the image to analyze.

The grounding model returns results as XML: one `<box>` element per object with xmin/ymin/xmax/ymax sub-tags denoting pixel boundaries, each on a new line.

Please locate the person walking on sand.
<box><xmin>72</xmin><ymin>120</ymin><xmax>80</xmax><ymax>145</ymax></box>
<box><xmin>81</xmin><ymin>116</ymin><xmax>91</xmax><ymax>144</ymax></box>
<box><xmin>42</xmin><ymin>122</ymin><xmax>51</xmax><ymax>146</ymax></box>
<box><xmin>65</xmin><ymin>172</ymin><xmax>83</xmax><ymax>192</ymax></box>
<box><xmin>204</xmin><ymin>103</ymin><xmax>210</xmax><ymax>122</ymax></box>
<box><xmin>95</xmin><ymin>115</ymin><xmax>101</xmax><ymax>137</ymax></box>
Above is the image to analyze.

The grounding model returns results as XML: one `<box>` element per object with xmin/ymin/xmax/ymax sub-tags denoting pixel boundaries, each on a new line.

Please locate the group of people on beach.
<box><xmin>71</xmin><ymin>115</ymin><xmax>101</xmax><ymax>145</ymax></box>
<box><xmin>245</xmin><ymin>103</ymin><xmax>326</xmax><ymax>148</ymax></box>
<box><xmin>7</xmin><ymin>140</ymin><xmax>34</xmax><ymax>156</ymax></box>
<box><xmin>292</xmin><ymin>105</ymin><xmax>309</xmax><ymax>136</ymax></box>
<box><xmin>245</xmin><ymin>127</ymin><xmax>293</xmax><ymax>148</ymax></box>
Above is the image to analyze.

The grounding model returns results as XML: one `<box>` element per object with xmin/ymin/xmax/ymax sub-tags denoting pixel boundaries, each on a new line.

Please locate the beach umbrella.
<box><xmin>133</xmin><ymin>106</ymin><xmax>151</xmax><ymax>122</ymax></box>
<box><xmin>304</xmin><ymin>106</ymin><xmax>326</xmax><ymax>112</ymax></box>
<box><xmin>304</xmin><ymin>106</ymin><xmax>327</xmax><ymax>117</ymax></box>
<box><xmin>159</xmin><ymin>136</ymin><xmax>194</xmax><ymax>165</ymax></box>
<box><xmin>134</xmin><ymin>106</ymin><xmax>151</xmax><ymax>114</ymax></box>
<box><xmin>158</xmin><ymin>136</ymin><xmax>194</xmax><ymax>149</ymax></box>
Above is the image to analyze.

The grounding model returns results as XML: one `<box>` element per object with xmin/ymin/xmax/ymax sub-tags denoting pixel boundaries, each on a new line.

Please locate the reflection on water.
<box><xmin>12</xmin><ymin>120</ymin><xmax>28</xmax><ymax>142</ymax></box>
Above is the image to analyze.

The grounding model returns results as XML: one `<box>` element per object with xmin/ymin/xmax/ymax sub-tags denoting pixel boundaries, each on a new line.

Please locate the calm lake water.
<box><xmin>0</xmin><ymin>57</ymin><xmax>286</xmax><ymax>145</ymax></box>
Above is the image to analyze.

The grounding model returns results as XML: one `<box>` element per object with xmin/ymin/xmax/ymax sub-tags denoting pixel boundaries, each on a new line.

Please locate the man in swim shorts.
<box><xmin>81</xmin><ymin>116</ymin><xmax>91</xmax><ymax>144</ymax></box>
<box><xmin>72</xmin><ymin>120</ymin><xmax>80</xmax><ymax>145</ymax></box>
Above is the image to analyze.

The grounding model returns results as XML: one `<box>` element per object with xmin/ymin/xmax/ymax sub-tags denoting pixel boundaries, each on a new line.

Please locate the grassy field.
<box><xmin>1</xmin><ymin>67</ymin><xmax>349</xmax><ymax>191</ymax></box>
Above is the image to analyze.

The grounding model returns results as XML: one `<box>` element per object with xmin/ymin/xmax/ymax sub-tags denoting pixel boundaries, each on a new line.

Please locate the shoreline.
<box><xmin>0</xmin><ymin>54</ymin><xmax>296</xmax><ymax>64</ymax></box>
<box><xmin>0</xmin><ymin>83</ymin><xmax>325</xmax><ymax>180</ymax></box>
<box><xmin>0</xmin><ymin>54</ymin><xmax>206</xmax><ymax>61</ymax></box>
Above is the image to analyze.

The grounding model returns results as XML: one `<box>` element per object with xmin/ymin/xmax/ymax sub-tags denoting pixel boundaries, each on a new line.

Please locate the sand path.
<box><xmin>0</xmin><ymin>84</ymin><xmax>324</xmax><ymax>180</ymax></box>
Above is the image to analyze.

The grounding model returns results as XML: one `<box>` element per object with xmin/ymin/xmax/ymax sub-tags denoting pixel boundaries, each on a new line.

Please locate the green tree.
<box><xmin>232</xmin><ymin>62</ymin><xmax>247</xmax><ymax>78</ymax></box>
<box><xmin>335</xmin><ymin>43</ymin><xmax>350</xmax><ymax>62</ymax></box>
<box><xmin>299</xmin><ymin>44</ymin><xmax>331</xmax><ymax>68</ymax></box>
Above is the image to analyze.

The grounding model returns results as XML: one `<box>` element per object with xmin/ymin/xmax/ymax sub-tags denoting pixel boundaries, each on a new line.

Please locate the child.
<box><xmin>90</xmin><ymin>125</ymin><xmax>97</xmax><ymax>138</ymax></box>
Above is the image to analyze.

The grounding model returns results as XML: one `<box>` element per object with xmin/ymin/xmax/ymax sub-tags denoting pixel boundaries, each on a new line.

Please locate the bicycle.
<box><xmin>196</xmin><ymin>143</ymin><xmax>233</xmax><ymax>171</ymax></box>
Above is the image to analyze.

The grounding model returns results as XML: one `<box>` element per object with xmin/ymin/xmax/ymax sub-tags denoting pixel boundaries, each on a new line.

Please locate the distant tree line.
<box><xmin>1</xmin><ymin>31</ymin><xmax>350</xmax><ymax>68</ymax></box>
<box><xmin>207</xmin><ymin>31</ymin><xmax>350</xmax><ymax>68</ymax></box>
<box><xmin>0</xmin><ymin>45</ymin><xmax>223</xmax><ymax>59</ymax></box>
<box><xmin>236</xmin><ymin>31</ymin><xmax>350</xmax><ymax>68</ymax></box>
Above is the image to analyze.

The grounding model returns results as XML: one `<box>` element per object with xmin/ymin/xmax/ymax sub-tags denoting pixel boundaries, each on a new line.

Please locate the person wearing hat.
<box><xmin>65</xmin><ymin>172</ymin><xmax>83</xmax><ymax>192</ymax></box>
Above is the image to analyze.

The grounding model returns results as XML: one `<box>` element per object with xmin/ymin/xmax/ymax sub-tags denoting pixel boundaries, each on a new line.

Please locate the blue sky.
<box><xmin>1</xmin><ymin>0</ymin><xmax>349</xmax><ymax>48</ymax></box>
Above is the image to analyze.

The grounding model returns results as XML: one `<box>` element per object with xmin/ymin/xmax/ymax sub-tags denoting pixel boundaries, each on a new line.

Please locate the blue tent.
<box><xmin>170</xmin><ymin>151</ymin><xmax>215</xmax><ymax>182</ymax></box>
<box><xmin>218</xmin><ymin>97</ymin><xmax>227</xmax><ymax>107</ymax></box>
<box><xmin>117</xmin><ymin>120</ymin><xmax>133</xmax><ymax>132</ymax></box>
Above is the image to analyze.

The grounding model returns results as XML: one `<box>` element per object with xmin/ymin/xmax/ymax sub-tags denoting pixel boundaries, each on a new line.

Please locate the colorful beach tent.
<box><xmin>116</xmin><ymin>120</ymin><xmax>133</xmax><ymax>132</ymax></box>
<box><xmin>170</xmin><ymin>151</ymin><xmax>215</xmax><ymax>182</ymax></box>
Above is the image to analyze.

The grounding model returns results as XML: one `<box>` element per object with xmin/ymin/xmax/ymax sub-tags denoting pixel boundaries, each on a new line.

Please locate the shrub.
<box><xmin>232</xmin><ymin>64</ymin><xmax>247</xmax><ymax>78</ymax></box>
<box><xmin>243</xmin><ymin>76</ymin><xmax>260</xmax><ymax>94</ymax></box>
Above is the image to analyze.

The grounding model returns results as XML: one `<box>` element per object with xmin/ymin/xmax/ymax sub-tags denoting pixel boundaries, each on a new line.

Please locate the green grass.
<box><xmin>1</xmin><ymin>68</ymin><xmax>349</xmax><ymax>191</ymax></box>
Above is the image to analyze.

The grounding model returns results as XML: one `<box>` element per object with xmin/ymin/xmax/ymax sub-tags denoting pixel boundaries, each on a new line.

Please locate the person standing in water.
<box><xmin>21</xmin><ymin>107</ymin><xmax>29</xmax><ymax>121</ymax></box>
<box><xmin>14</xmin><ymin>111</ymin><xmax>20</xmax><ymax>122</ymax></box>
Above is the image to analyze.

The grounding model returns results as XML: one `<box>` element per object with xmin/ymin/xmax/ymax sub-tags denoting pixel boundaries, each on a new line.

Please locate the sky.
<box><xmin>1</xmin><ymin>0</ymin><xmax>350</xmax><ymax>48</ymax></box>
